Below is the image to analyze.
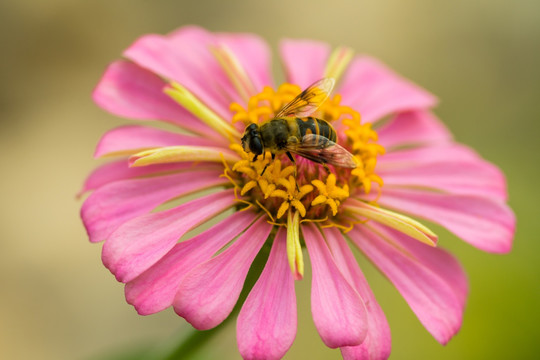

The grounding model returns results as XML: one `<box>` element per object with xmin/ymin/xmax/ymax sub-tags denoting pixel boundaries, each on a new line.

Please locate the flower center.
<box><xmin>224</xmin><ymin>83</ymin><xmax>385</xmax><ymax>227</ymax></box>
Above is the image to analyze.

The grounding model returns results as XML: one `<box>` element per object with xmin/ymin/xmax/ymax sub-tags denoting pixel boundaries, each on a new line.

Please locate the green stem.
<box><xmin>159</xmin><ymin>237</ymin><xmax>273</xmax><ymax>360</ymax></box>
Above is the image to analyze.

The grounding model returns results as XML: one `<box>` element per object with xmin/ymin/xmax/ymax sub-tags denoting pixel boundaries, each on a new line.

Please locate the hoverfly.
<box><xmin>241</xmin><ymin>78</ymin><xmax>357</xmax><ymax>175</ymax></box>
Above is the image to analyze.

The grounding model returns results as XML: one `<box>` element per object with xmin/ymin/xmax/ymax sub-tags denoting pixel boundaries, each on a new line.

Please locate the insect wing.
<box><xmin>274</xmin><ymin>78</ymin><xmax>335</xmax><ymax>118</ymax></box>
<box><xmin>287</xmin><ymin>134</ymin><xmax>357</xmax><ymax>168</ymax></box>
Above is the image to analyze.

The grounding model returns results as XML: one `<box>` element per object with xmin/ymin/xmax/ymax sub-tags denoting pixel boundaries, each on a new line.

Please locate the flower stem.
<box><xmin>160</xmin><ymin>237</ymin><xmax>273</xmax><ymax>360</ymax></box>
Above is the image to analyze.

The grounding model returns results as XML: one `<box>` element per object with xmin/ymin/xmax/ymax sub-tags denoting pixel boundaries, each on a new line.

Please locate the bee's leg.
<box><xmin>285</xmin><ymin>151</ymin><xmax>300</xmax><ymax>191</ymax></box>
<box><xmin>285</xmin><ymin>151</ymin><xmax>295</xmax><ymax>165</ymax></box>
<box><xmin>260</xmin><ymin>153</ymin><xmax>275</xmax><ymax>176</ymax></box>
<box><xmin>252</xmin><ymin>154</ymin><xmax>258</xmax><ymax>162</ymax></box>
<box><xmin>322</xmin><ymin>162</ymin><xmax>330</xmax><ymax>173</ymax></box>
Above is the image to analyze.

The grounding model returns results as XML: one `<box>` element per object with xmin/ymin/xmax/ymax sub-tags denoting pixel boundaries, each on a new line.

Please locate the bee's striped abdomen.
<box><xmin>295</xmin><ymin>117</ymin><xmax>337</xmax><ymax>146</ymax></box>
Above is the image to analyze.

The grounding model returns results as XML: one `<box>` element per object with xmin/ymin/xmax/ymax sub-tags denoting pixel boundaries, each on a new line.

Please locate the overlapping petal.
<box><xmin>377</xmin><ymin>111</ymin><xmax>452</xmax><ymax>149</ymax></box>
<box><xmin>377</xmin><ymin>144</ymin><xmax>481</xmax><ymax>171</ymax></box>
<box><xmin>173</xmin><ymin>216</ymin><xmax>272</xmax><ymax>330</ymax></box>
<box><xmin>280</xmin><ymin>39</ymin><xmax>330</xmax><ymax>88</ymax></box>
<box><xmin>82</xmin><ymin>27</ymin><xmax>516</xmax><ymax>360</ymax></box>
<box><xmin>93</xmin><ymin>125</ymin><xmax>220</xmax><ymax>158</ymax></box>
<box><xmin>323</xmin><ymin>228</ymin><xmax>391</xmax><ymax>360</ymax></box>
<box><xmin>125</xmin><ymin>211</ymin><xmax>258</xmax><ymax>315</ymax></box>
<box><xmin>78</xmin><ymin>159</ymin><xmax>198</xmax><ymax>196</ymax></box>
<box><xmin>377</xmin><ymin>187</ymin><xmax>515</xmax><ymax>253</ymax></box>
<box><xmin>303</xmin><ymin>224</ymin><xmax>368</xmax><ymax>348</ymax></box>
<box><xmin>125</xmin><ymin>27</ymin><xmax>239</xmax><ymax>120</ymax></box>
<box><xmin>380</xmin><ymin>159</ymin><xmax>507</xmax><ymax>200</ymax></box>
<box><xmin>237</xmin><ymin>229</ymin><xmax>297</xmax><ymax>360</ymax></box>
<box><xmin>349</xmin><ymin>224</ymin><xmax>466</xmax><ymax>345</ymax></box>
<box><xmin>102</xmin><ymin>189</ymin><xmax>235</xmax><ymax>283</ymax></box>
<box><xmin>339</xmin><ymin>56</ymin><xmax>437</xmax><ymax>123</ymax></box>
<box><xmin>217</xmin><ymin>32</ymin><xmax>274</xmax><ymax>92</ymax></box>
<box><xmin>93</xmin><ymin>60</ymin><xmax>216</xmax><ymax>136</ymax></box>
<box><xmin>81</xmin><ymin>169</ymin><xmax>226</xmax><ymax>243</ymax></box>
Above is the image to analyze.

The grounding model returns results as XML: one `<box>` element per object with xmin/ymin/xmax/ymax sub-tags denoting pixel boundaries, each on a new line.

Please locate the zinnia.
<box><xmin>80</xmin><ymin>26</ymin><xmax>515</xmax><ymax>359</ymax></box>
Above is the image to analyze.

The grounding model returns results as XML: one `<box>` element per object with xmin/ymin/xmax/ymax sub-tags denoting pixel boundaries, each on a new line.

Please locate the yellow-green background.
<box><xmin>1</xmin><ymin>1</ymin><xmax>538</xmax><ymax>359</ymax></box>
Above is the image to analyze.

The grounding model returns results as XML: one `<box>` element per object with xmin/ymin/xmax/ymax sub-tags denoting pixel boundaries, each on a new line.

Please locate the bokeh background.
<box><xmin>1</xmin><ymin>0</ymin><xmax>538</xmax><ymax>359</ymax></box>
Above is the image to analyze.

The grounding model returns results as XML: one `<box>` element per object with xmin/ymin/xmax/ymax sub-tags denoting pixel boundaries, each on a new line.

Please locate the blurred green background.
<box><xmin>1</xmin><ymin>0</ymin><xmax>538</xmax><ymax>359</ymax></box>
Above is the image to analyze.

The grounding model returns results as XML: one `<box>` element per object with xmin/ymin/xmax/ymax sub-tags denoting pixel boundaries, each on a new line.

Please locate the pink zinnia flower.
<box><xmin>80</xmin><ymin>26</ymin><xmax>515</xmax><ymax>359</ymax></box>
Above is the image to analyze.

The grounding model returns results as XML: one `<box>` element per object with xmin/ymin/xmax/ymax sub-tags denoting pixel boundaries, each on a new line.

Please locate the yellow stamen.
<box><xmin>165</xmin><ymin>82</ymin><xmax>241</xmax><ymax>140</ymax></box>
<box><xmin>230</xmin><ymin>83</ymin><xmax>302</xmax><ymax>126</ymax></box>
<box><xmin>311</xmin><ymin>174</ymin><xmax>349</xmax><ymax>216</ymax></box>
<box><xmin>225</xmin><ymin>80</ymin><xmax>385</xmax><ymax>229</ymax></box>
<box><xmin>270</xmin><ymin>176</ymin><xmax>313</xmax><ymax>219</ymax></box>
<box><xmin>130</xmin><ymin>146</ymin><xmax>239</xmax><ymax>167</ymax></box>
<box><xmin>287</xmin><ymin>209</ymin><xmax>304</xmax><ymax>280</ymax></box>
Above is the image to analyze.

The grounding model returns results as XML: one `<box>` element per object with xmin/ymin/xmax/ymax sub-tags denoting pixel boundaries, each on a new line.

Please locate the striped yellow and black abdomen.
<box><xmin>295</xmin><ymin>117</ymin><xmax>337</xmax><ymax>144</ymax></box>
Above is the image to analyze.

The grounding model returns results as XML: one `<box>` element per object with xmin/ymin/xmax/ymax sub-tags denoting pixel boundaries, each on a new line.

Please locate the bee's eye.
<box><xmin>250</xmin><ymin>137</ymin><xmax>263</xmax><ymax>155</ymax></box>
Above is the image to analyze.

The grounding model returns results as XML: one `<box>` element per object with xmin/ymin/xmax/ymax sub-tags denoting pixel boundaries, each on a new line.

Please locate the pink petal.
<box><xmin>78</xmin><ymin>160</ymin><xmax>207</xmax><ymax>196</ymax></box>
<box><xmin>81</xmin><ymin>169</ymin><xmax>226</xmax><ymax>243</ymax></box>
<box><xmin>339</xmin><ymin>56</ymin><xmax>437</xmax><ymax>123</ymax></box>
<box><xmin>93</xmin><ymin>60</ymin><xmax>216</xmax><ymax>136</ymax></box>
<box><xmin>93</xmin><ymin>125</ymin><xmax>221</xmax><ymax>158</ymax></box>
<box><xmin>380</xmin><ymin>159</ymin><xmax>508</xmax><ymax>201</ymax></box>
<box><xmin>102</xmin><ymin>189</ymin><xmax>235</xmax><ymax>283</ymax></box>
<box><xmin>167</xmin><ymin>26</ymin><xmax>244</xmax><ymax>104</ymax></box>
<box><xmin>124</xmin><ymin>29</ymin><xmax>233</xmax><ymax>120</ymax></box>
<box><xmin>303</xmin><ymin>223</ymin><xmax>368</xmax><ymax>348</ymax></box>
<box><xmin>279</xmin><ymin>39</ymin><xmax>331</xmax><ymax>88</ymax></box>
<box><xmin>377</xmin><ymin>144</ymin><xmax>481</xmax><ymax>171</ymax></box>
<box><xmin>125</xmin><ymin>211</ymin><xmax>258</xmax><ymax>315</ymax></box>
<box><xmin>217</xmin><ymin>32</ymin><xmax>274</xmax><ymax>92</ymax></box>
<box><xmin>237</xmin><ymin>228</ymin><xmax>296</xmax><ymax>360</ymax></box>
<box><xmin>377</xmin><ymin>111</ymin><xmax>452</xmax><ymax>149</ymax></box>
<box><xmin>378</xmin><ymin>187</ymin><xmax>515</xmax><ymax>253</ymax></box>
<box><xmin>350</xmin><ymin>224</ymin><xmax>467</xmax><ymax>344</ymax></box>
<box><xmin>173</xmin><ymin>217</ymin><xmax>272</xmax><ymax>330</ymax></box>
<box><xmin>372</xmin><ymin>224</ymin><xmax>469</xmax><ymax>308</ymax></box>
<box><xmin>322</xmin><ymin>228</ymin><xmax>391</xmax><ymax>360</ymax></box>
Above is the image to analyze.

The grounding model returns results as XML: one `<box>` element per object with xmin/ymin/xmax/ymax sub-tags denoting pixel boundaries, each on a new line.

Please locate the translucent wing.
<box><xmin>274</xmin><ymin>78</ymin><xmax>335</xmax><ymax>118</ymax></box>
<box><xmin>286</xmin><ymin>134</ymin><xmax>357</xmax><ymax>168</ymax></box>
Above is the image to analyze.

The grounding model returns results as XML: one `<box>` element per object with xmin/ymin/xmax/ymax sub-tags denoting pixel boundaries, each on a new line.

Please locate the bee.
<box><xmin>241</xmin><ymin>78</ymin><xmax>357</xmax><ymax>175</ymax></box>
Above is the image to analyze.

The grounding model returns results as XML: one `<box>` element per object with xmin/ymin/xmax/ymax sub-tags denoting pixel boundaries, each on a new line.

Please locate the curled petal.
<box><xmin>303</xmin><ymin>223</ymin><xmax>368</xmax><ymax>348</ymax></box>
<box><xmin>102</xmin><ymin>189</ymin><xmax>235</xmax><ymax>283</ymax></box>
<box><xmin>174</xmin><ymin>217</ymin><xmax>272</xmax><ymax>330</ymax></box>
<box><xmin>349</xmin><ymin>224</ymin><xmax>467</xmax><ymax>345</ymax></box>
<box><xmin>125</xmin><ymin>211</ymin><xmax>257</xmax><ymax>315</ymax></box>
<box><xmin>345</xmin><ymin>199</ymin><xmax>437</xmax><ymax>247</ymax></box>
<box><xmin>237</xmin><ymin>229</ymin><xmax>297</xmax><ymax>360</ymax></box>
<box><xmin>377</xmin><ymin>187</ymin><xmax>515</xmax><ymax>253</ymax></box>
<box><xmin>129</xmin><ymin>146</ymin><xmax>239</xmax><ymax>167</ymax></box>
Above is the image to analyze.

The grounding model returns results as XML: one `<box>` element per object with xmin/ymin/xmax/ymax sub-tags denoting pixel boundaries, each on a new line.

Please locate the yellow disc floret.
<box><xmin>225</xmin><ymin>83</ymin><xmax>385</xmax><ymax>226</ymax></box>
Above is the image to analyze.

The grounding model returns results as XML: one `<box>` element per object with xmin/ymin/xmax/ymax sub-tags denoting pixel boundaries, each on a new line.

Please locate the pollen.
<box><xmin>225</xmin><ymin>82</ymin><xmax>385</xmax><ymax>226</ymax></box>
